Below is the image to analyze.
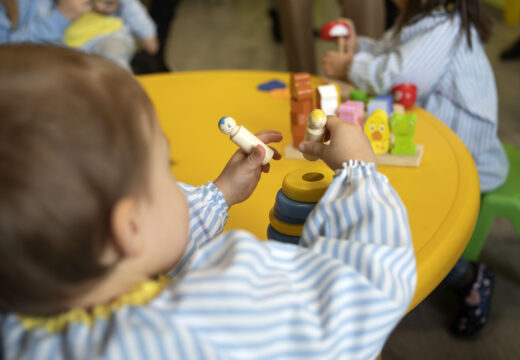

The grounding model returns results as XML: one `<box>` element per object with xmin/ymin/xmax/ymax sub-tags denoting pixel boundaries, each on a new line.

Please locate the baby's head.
<box><xmin>0</xmin><ymin>45</ymin><xmax>189</xmax><ymax>315</ymax></box>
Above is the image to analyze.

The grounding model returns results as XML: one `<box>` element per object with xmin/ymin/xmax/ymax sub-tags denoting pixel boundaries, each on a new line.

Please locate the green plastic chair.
<box><xmin>463</xmin><ymin>144</ymin><xmax>520</xmax><ymax>261</ymax></box>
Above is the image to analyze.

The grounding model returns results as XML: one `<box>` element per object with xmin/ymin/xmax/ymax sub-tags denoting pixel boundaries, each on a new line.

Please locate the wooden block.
<box><xmin>290</xmin><ymin>111</ymin><xmax>307</xmax><ymax>126</ymax></box>
<box><xmin>375</xmin><ymin>144</ymin><xmax>424</xmax><ymax>167</ymax></box>
<box><xmin>290</xmin><ymin>99</ymin><xmax>313</xmax><ymax>114</ymax></box>
<box><xmin>290</xmin><ymin>73</ymin><xmax>313</xmax><ymax>101</ymax></box>
<box><xmin>291</xmin><ymin>123</ymin><xmax>306</xmax><ymax>147</ymax></box>
<box><xmin>284</xmin><ymin>144</ymin><xmax>306</xmax><ymax>160</ymax></box>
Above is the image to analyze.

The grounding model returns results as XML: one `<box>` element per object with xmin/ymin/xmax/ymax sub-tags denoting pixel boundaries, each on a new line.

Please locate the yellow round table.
<box><xmin>137</xmin><ymin>71</ymin><xmax>480</xmax><ymax>310</ymax></box>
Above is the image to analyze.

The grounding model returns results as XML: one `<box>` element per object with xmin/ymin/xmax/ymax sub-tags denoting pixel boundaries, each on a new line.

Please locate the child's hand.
<box><xmin>322</xmin><ymin>50</ymin><xmax>353</xmax><ymax>81</ymax></box>
<box><xmin>339</xmin><ymin>18</ymin><xmax>358</xmax><ymax>54</ymax></box>
<box><xmin>58</xmin><ymin>0</ymin><xmax>92</xmax><ymax>21</ymax></box>
<box><xmin>214</xmin><ymin>130</ymin><xmax>282</xmax><ymax>207</ymax></box>
<box><xmin>299</xmin><ymin>116</ymin><xmax>375</xmax><ymax>169</ymax></box>
<box><xmin>141</xmin><ymin>37</ymin><xmax>160</xmax><ymax>55</ymax></box>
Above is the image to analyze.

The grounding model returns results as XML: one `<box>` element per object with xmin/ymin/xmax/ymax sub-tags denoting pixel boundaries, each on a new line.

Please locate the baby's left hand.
<box><xmin>141</xmin><ymin>37</ymin><xmax>159</xmax><ymax>55</ymax></box>
<box><xmin>322</xmin><ymin>50</ymin><xmax>353</xmax><ymax>81</ymax></box>
<box><xmin>214</xmin><ymin>130</ymin><xmax>282</xmax><ymax>207</ymax></box>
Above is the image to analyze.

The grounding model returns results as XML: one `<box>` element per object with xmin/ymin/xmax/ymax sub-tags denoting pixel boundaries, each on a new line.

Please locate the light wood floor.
<box><xmin>164</xmin><ymin>1</ymin><xmax>520</xmax><ymax>359</ymax></box>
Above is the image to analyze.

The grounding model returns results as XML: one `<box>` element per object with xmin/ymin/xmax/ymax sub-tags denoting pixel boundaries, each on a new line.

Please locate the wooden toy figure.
<box><xmin>390</xmin><ymin>113</ymin><xmax>418</xmax><ymax>155</ymax></box>
<box><xmin>218</xmin><ymin>116</ymin><xmax>274</xmax><ymax>165</ymax></box>
<box><xmin>320</xmin><ymin>21</ymin><xmax>350</xmax><ymax>54</ymax></box>
<box><xmin>316</xmin><ymin>84</ymin><xmax>339</xmax><ymax>116</ymax></box>
<box><xmin>364</xmin><ymin>110</ymin><xmax>390</xmax><ymax>154</ymax></box>
<box><xmin>392</xmin><ymin>83</ymin><xmax>417</xmax><ymax>109</ymax></box>
<box><xmin>303</xmin><ymin>109</ymin><xmax>327</xmax><ymax>161</ymax></box>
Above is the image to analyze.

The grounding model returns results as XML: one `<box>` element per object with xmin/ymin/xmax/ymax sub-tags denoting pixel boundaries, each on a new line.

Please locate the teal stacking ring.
<box><xmin>275</xmin><ymin>189</ymin><xmax>316</xmax><ymax>220</ymax></box>
<box><xmin>267</xmin><ymin>225</ymin><xmax>300</xmax><ymax>245</ymax></box>
<box><xmin>274</xmin><ymin>204</ymin><xmax>306</xmax><ymax>224</ymax></box>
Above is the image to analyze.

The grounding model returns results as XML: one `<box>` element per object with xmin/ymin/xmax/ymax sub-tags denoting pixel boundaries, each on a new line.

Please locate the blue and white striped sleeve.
<box><xmin>179</xmin><ymin>182</ymin><xmax>229</xmax><ymax>248</ymax></box>
<box><xmin>0</xmin><ymin>6</ymin><xmax>70</xmax><ymax>44</ymax></box>
<box><xmin>174</xmin><ymin>162</ymin><xmax>416</xmax><ymax>358</ymax></box>
<box><xmin>349</xmin><ymin>18</ymin><xmax>456</xmax><ymax>97</ymax></box>
<box><xmin>117</xmin><ymin>0</ymin><xmax>156</xmax><ymax>40</ymax></box>
<box><xmin>356</xmin><ymin>35</ymin><xmax>386</xmax><ymax>55</ymax></box>
<box><xmin>301</xmin><ymin>161</ymin><xmax>416</xmax><ymax>308</ymax></box>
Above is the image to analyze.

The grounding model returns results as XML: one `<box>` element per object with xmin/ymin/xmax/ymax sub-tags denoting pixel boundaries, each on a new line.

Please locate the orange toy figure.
<box><xmin>364</xmin><ymin>110</ymin><xmax>390</xmax><ymax>154</ymax></box>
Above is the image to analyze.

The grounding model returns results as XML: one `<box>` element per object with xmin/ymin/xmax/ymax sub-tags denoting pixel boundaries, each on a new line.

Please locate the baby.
<box><xmin>0</xmin><ymin>44</ymin><xmax>416</xmax><ymax>359</ymax></box>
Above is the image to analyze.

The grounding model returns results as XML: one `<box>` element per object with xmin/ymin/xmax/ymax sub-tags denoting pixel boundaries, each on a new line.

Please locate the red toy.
<box><xmin>392</xmin><ymin>83</ymin><xmax>417</xmax><ymax>109</ymax></box>
<box><xmin>320</xmin><ymin>21</ymin><xmax>350</xmax><ymax>54</ymax></box>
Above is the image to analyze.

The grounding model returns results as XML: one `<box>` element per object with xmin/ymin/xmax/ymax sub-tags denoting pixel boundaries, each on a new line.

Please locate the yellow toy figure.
<box><xmin>364</xmin><ymin>109</ymin><xmax>390</xmax><ymax>154</ymax></box>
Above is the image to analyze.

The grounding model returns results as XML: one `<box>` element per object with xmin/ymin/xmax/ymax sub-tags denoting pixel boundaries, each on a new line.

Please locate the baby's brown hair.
<box><xmin>0</xmin><ymin>44</ymin><xmax>154</xmax><ymax>314</ymax></box>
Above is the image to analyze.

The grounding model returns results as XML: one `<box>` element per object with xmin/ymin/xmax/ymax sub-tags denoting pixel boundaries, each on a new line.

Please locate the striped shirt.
<box><xmin>1</xmin><ymin>162</ymin><xmax>416</xmax><ymax>360</ymax></box>
<box><xmin>349</xmin><ymin>12</ymin><xmax>509</xmax><ymax>192</ymax></box>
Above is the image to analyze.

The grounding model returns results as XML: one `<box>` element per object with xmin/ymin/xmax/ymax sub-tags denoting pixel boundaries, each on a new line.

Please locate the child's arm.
<box><xmin>116</xmin><ymin>0</ymin><xmax>157</xmax><ymax>53</ymax></box>
<box><xmin>180</xmin><ymin>130</ymin><xmax>282</xmax><ymax>248</ymax></box>
<box><xmin>176</xmin><ymin>120</ymin><xmax>415</xmax><ymax>357</ymax></box>
<box><xmin>349</xmin><ymin>17</ymin><xmax>458</xmax><ymax>96</ymax></box>
<box><xmin>0</xmin><ymin>1</ymin><xmax>90</xmax><ymax>44</ymax></box>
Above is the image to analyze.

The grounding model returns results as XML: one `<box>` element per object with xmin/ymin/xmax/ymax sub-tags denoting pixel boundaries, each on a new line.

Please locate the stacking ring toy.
<box><xmin>267</xmin><ymin>225</ymin><xmax>300</xmax><ymax>245</ymax></box>
<box><xmin>282</xmin><ymin>167</ymin><xmax>333</xmax><ymax>203</ymax></box>
<box><xmin>275</xmin><ymin>190</ymin><xmax>316</xmax><ymax>220</ymax></box>
<box><xmin>274</xmin><ymin>205</ymin><xmax>306</xmax><ymax>224</ymax></box>
<box><xmin>269</xmin><ymin>208</ymin><xmax>304</xmax><ymax>236</ymax></box>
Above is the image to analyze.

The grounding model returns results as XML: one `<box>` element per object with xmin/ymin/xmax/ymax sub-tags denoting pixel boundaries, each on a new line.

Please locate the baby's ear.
<box><xmin>110</xmin><ymin>197</ymin><xmax>144</xmax><ymax>258</ymax></box>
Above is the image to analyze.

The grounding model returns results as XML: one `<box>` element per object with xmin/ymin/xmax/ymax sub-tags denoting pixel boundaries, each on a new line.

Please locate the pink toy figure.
<box><xmin>338</xmin><ymin>100</ymin><xmax>364</xmax><ymax>127</ymax></box>
<box><xmin>218</xmin><ymin>116</ymin><xmax>274</xmax><ymax>165</ymax></box>
<box><xmin>303</xmin><ymin>109</ymin><xmax>327</xmax><ymax>161</ymax></box>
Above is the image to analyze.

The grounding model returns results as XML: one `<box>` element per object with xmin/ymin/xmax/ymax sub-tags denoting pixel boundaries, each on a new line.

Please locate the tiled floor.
<box><xmin>164</xmin><ymin>1</ymin><xmax>520</xmax><ymax>358</ymax></box>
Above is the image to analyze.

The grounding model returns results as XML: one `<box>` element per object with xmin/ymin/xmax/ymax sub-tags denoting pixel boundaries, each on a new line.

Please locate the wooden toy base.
<box><xmin>285</xmin><ymin>144</ymin><xmax>424</xmax><ymax>167</ymax></box>
<box><xmin>376</xmin><ymin>144</ymin><xmax>424</xmax><ymax>167</ymax></box>
<box><xmin>284</xmin><ymin>144</ymin><xmax>306</xmax><ymax>160</ymax></box>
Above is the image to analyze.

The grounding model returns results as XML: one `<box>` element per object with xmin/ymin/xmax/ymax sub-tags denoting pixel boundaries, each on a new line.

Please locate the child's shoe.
<box><xmin>451</xmin><ymin>263</ymin><xmax>495</xmax><ymax>337</ymax></box>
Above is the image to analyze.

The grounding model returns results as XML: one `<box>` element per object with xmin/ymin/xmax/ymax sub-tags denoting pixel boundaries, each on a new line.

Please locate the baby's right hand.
<box><xmin>58</xmin><ymin>0</ymin><xmax>92</xmax><ymax>21</ymax></box>
<box><xmin>299</xmin><ymin>116</ymin><xmax>375</xmax><ymax>169</ymax></box>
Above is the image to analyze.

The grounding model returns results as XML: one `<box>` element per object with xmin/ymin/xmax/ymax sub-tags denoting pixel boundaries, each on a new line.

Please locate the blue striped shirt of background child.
<box><xmin>0</xmin><ymin>45</ymin><xmax>416</xmax><ymax>360</ymax></box>
<box><xmin>322</xmin><ymin>0</ymin><xmax>507</xmax><ymax>337</ymax></box>
<box><xmin>0</xmin><ymin>0</ymin><xmax>157</xmax><ymax>71</ymax></box>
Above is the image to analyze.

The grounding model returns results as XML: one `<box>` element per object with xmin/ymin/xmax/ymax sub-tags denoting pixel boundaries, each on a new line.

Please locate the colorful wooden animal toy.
<box><xmin>364</xmin><ymin>110</ymin><xmax>390</xmax><ymax>154</ymax></box>
<box><xmin>390</xmin><ymin>113</ymin><xmax>418</xmax><ymax>155</ymax></box>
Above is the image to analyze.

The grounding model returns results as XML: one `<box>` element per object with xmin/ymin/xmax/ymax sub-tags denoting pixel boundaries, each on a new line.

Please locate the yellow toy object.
<box><xmin>303</xmin><ymin>109</ymin><xmax>327</xmax><ymax>161</ymax></box>
<box><xmin>282</xmin><ymin>167</ymin><xmax>334</xmax><ymax>203</ymax></box>
<box><xmin>269</xmin><ymin>208</ymin><xmax>304</xmax><ymax>236</ymax></box>
<box><xmin>64</xmin><ymin>12</ymin><xmax>123</xmax><ymax>48</ymax></box>
<box><xmin>364</xmin><ymin>109</ymin><xmax>390</xmax><ymax>154</ymax></box>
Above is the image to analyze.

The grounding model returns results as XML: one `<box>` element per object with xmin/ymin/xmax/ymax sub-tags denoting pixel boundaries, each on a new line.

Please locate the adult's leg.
<box><xmin>338</xmin><ymin>0</ymin><xmax>385</xmax><ymax>38</ymax></box>
<box><xmin>275</xmin><ymin>0</ymin><xmax>316</xmax><ymax>73</ymax></box>
<box><xmin>149</xmin><ymin>0</ymin><xmax>180</xmax><ymax>58</ymax></box>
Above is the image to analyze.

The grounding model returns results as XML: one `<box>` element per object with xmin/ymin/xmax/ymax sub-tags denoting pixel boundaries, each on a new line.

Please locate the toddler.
<box><xmin>322</xmin><ymin>0</ymin><xmax>508</xmax><ymax>336</ymax></box>
<box><xmin>0</xmin><ymin>44</ymin><xmax>416</xmax><ymax>359</ymax></box>
<box><xmin>0</xmin><ymin>0</ymin><xmax>157</xmax><ymax>71</ymax></box>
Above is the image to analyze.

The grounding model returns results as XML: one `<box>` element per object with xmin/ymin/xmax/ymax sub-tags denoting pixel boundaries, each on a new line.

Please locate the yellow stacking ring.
<box><xmin>282</xmin><ymin>167</ymin><xmax>334</xmax><ymax>203</ymax></box>
<box><xmin>269</xmin><ymin>208</ymin><xmax>303</xmax><ymax>236</ymax></box>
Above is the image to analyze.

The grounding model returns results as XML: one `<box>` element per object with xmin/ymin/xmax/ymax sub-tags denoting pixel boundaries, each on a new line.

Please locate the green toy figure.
<box><xmin>390</xmin><ymin>113</ymin><xmax>417</xmax><ymax>155</ymax></box>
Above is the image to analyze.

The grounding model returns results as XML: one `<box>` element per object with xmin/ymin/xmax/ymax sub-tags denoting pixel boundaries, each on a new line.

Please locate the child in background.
<box><xmin>0</xmin><ymin>0</ymin><xmax>157</xmax><ymax>71</ymax></box>
<box><xmin>65</xmin><ymin>0</ymin><xmax>157</xmax><ymax>71</ymax></box>
<box><xmin>322</xmin><ymin>0</ymin><xmax>508</xmax><ymax>337</ymax></box>
<box><xmin>0</xmin><ymin>44</ymin><xmax>416</xmax><ymax>360</ymax></box>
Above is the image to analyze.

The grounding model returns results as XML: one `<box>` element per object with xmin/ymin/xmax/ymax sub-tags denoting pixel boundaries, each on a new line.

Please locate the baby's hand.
<box><xmin>322</xmin><ymin>50</ymin><xmax>353</xmax><ymax>81</ymax></box>
<box><xmin>58</xmin><ymin>0</ymin><xmax>92</xmax><ymax>21</ymax></box>
<box><xmin>299</xmin><ymin>116</ymin><xmax>375</xmax><ymax>169</ymax></box>
<box><xmin>214</xmin><ymin>130</ymin><xmax>282</xmax><ymax>207</ymax></box>
<box><xmin>141</xmin><ymin>37</ymin><xmax>159</xmax><ymax>55</ymax></box>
